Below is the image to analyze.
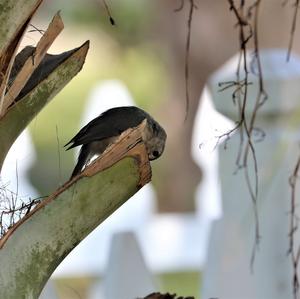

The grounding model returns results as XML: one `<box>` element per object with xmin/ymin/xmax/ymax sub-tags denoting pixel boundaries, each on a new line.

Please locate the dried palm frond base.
<box><xmin>138</xmin><ymin>292</ymin><xmax>195</xmax><ymax>299</ymax></box>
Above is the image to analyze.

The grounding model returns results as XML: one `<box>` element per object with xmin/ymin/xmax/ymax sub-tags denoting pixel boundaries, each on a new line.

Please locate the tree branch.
<box><xmin>0</xmin><ymin>124</ymin><xmax>151</xmax><ymax>299</ymax></box>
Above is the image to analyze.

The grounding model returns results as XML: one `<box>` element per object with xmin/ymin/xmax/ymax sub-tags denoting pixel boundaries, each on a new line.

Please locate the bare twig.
<box><xmin>287</xmin><ymin>0</ymin><xmax>300</xmax><ymax>61</ymax></box>
<box><xmin>174</xmin><ymin>0</ymin><xmax>184</xmax><ymax>12</ymax></box>
<box><xmin>56</xmin><ymin>125</ymin><xmax>62</xmax><ymax>184</ymax></box>
<box><xmin>28</xmin><ymin>24</ymin><xmax>45</xmax><ymax>35</ymax></box>
<box><xmin>220</xmin><ymin>0</ymin><xmax>267</xmax><ymax>270</ymax></box>
<box><xmin>184</xmin><ymin>0</ymin><xmax>196</xmax><ymax>120</ymax></box>
<box><xmin>288</xmin><ymin>154</ymin><xmax>300</xmax><ymax>299</ymax></box>
<box><xmin>174</xmin><ymin>0</ymin><xmax>197</xmax><ymax>120</ymax></box>
<box><xmin>0</xmin><ymin>182</ymin><xmax>43</xmax><ymax>238</ymax></box>
<box><xmin>246</xmin><ymin>0</ymin><xmax>267</xmax><ymax>270</ymax></box>
<box><xmin>101</xmin><ymin>0</ymin><xmax>116</xmax><ymax>26</ymax></box>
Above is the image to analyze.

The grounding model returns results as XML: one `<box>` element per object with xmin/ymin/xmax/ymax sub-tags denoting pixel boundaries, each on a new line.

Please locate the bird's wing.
<box><xmin>65</xmin><ymin>106</ymin><xmax>147</xmax><ymax>150</ymax></box>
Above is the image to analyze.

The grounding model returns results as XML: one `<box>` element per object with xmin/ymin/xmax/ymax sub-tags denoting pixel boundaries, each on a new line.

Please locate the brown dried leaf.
<box><xmin>7</xmin><ymin>45</ymin><xmax>80</xmax><ymax>104</ymax></box>
<box><xmin>1</xmin><ymin>12</ymin><xmax>64</xmax><ymax>115</ymax></box>
<box><xmin>0</xmin><ymin>0</ymin><xmax>43</xmax><ymax>108</ymax></box>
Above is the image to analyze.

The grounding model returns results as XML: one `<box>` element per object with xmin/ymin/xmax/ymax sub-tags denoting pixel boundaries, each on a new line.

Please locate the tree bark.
<box><xmin>0</xmin><ymin>125</ymin><xmax>151</xmax><ymax>299</ymax></box>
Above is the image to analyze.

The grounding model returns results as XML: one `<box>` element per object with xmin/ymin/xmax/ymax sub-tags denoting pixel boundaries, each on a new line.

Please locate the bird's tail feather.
<box><xmin>71</xmin><ymin>145</ymin><xmax>90</xmax><ymax>178</ymax></box>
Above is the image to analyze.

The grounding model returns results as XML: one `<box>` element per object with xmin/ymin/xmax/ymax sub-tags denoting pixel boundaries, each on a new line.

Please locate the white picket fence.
<box><xmin>202</xmin><ymin>49</ymin><xmax>300</xmax><ymax>299</ymax></box>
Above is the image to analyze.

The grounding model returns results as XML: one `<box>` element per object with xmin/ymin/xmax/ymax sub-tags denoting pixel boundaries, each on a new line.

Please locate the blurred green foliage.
<box><xmin>159</xmin><ymin>271</ymin><xmax>200</xmax><ymax>299</ymax></box>
<box><xmin>43</xmin><ymin>0</ymin><xmax>153</xmax><ymax>45</ymax></box>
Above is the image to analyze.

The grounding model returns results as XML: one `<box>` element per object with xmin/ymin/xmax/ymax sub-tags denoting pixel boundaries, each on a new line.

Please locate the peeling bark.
<box><xmin>0</xmin><ymin>125</ymin><xmax>151</xmax><ymax>299</ymax></box>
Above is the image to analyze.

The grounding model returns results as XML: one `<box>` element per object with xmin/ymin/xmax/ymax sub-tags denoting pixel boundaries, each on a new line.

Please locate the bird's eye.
<box><xmin>152</xmin><ymin>150</ymin><xmax>159</xmax><ymax>158</ymax></box>
<box><xmin>152</xmin><ymin>123</ymin><xmax>158</xmax><ymax>133</ymax></box>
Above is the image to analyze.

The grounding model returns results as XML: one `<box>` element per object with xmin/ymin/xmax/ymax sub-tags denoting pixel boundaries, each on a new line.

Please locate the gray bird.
<box><xmin>65</xmin><ymin>106</ymin><xmax>167</xmax><ymax>178</ymax></box>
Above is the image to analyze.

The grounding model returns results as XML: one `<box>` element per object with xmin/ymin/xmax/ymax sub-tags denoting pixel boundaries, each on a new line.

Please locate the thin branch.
<box><xmin>28</xmin><ymin>24</ymin><xmax>45</xmax><ymax>35</ymax></box>
<box><xmin>288</xmin><ymin>153</ymin><xmax>300</xmax><ymax>299</ymax></box>
<box><xmin>101</xmin><ymin>0</ymin><xmax>116</xmax><ymax>26</ymax></box>
<box><xmin>245</xmin><ymin>1</ymin><xmax>267</xmax><ymax>270</ymax></box>
<box><xmin>0</xmin><ymin>181</ymin><xmax>42</xmax><ymax>238</ymax></box>
<box><xmin>56</xmin><ymin>125</ymin><xmax>62</xmax><ymax>184</ymax></box>
<box><xmin>184</xmin><ymin>0</ymin><xmax>196</xmax><ymax>120</ymax></box>
<box><xmin>227</xmin><ymin>0</ymin><xmax>249</xmax><ymax>26</ymax></box>
<box><xmin>220</xmin><ymin>0</ymin><xmax>267</xmax><ymax>270</ymax></box>
<box><xmin>287</xmin><ymin>0</ymin><xmax>300</xmax><ymax>61</ymax></box>
<box><xmin>174</xmin><ymin>0</ymin><xmax>184</xmax><ymax>12</ymax></box>
<box><xmin>174</xmin><ymin>0</ymin><xmax>197</xmax><ymax>120</ymax></box>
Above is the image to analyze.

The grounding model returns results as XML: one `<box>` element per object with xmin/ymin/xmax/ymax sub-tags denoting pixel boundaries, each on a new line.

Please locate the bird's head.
<box><xmin>142</xmin><ymin>118</ymin><xmax>167</xmax><ymax>161</ymax></box>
